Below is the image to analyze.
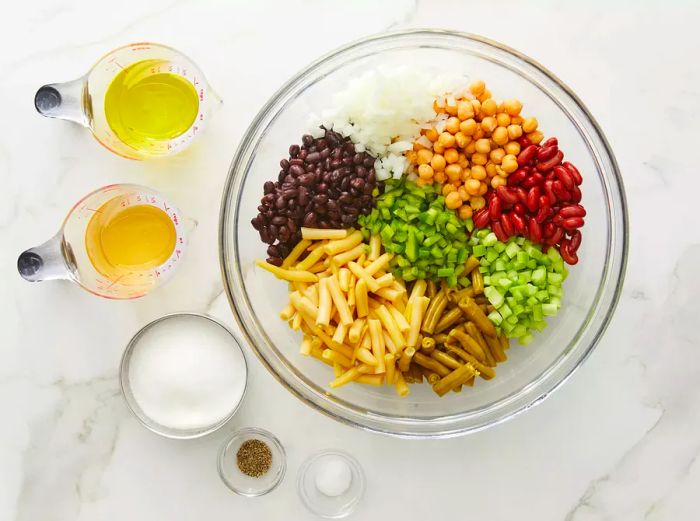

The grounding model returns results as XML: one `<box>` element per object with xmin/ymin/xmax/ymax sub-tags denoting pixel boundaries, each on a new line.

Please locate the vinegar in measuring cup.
<box><xmin>104</xmin><ymin>59</ymin><xmax>200</xmax><ymax>151</ymax></box>
<box><xmin>85</xmin><ymin>198</ymin><xmax>176</xmax><ymax>280</ymax></box>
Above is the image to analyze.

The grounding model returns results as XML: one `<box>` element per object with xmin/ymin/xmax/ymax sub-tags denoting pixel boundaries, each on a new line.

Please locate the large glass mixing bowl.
<box><xmin>219</xmin><ymin>30</ymin><xmax>628</xmax><ymax>437</ymax></box>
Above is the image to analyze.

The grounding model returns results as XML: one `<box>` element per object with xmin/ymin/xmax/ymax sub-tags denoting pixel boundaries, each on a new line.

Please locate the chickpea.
<box><xmin>433</xmin><ymin>100</ymin><xmax>445</xmax><ymax>113</ymax></box>
<box><xmin>424</xmin><ymin>127</ymin><xmax>439</xmax><ymax>142</ymax></box>
<box><xmin>477</xmin><ymin>90</ymin><xmax>492</xmax><ymax>103</ymax></box>
<box><xmin>465</xmin><ymin>179</ymin><xmax>482</xmax><ymax>195</ymax></box>
<box><xmin>485</xmin><ymin>162</ymin><xmax>498</xmax><ymax>178</ymax></box>
<box><xmin>478</xmin><ymin>182</ymin><xmax>488</xmax><ymax>195</ymax></box>
<box><xmin>475</xmin><ymin>138</ymin><xmax>491</xmax><ymax>154</ymax></box>
<box><xmin>490</xmin><ymin>147</ymin><xmax>506</xmax><ymax>164</ymax></box>
<box><xmin>418</xmin><ymin>163</ymin><xmax>434</xmax><ymax>180</ymax></box>
<box><xmin>445</xmin><ymin>191</ymin><xmax>463</xmax><ymax>209</ymax></box>
<box><xmin>405</xmin><ymin>150</ymin><xmax>417</xmax><ymax>163</ymax></box>
<box><xmin>507</xmin><ymin>124</ymin><xmax>523</xmax><ymax>140</ymax></box>
<box><xmin>469</xmin><ymin>196</ymin><xmax>486</xmax><ymax>210</ymax></box>
<box><xmin>491</xmin><ymin>175</ymin><xmax>507</xmax><ymax>189</ymax></box>
<box><xmin>469</xmin><ymin>80</ymin><xmax>486</xmax><ymax>96</ymax></box>
<box><xmin>442</xmin><ymin>183</ymin><xmax>457</xmax><ymax>196</ymax></box>
<box><xmin>445</xmin><ymin>117</ymin><xmax>461</xmax><ymax>134</ymax></box>
<box><xmin>473</xmin><ymin>127</ymin><xmax>485</xmax><ymax>140</ymax></box>
<box><xmin>445</xmin><ymin>103</ymin><xmax>458</xmax><ymax>116</ymax></box>
<box><xmin>470</xmin><ymin>99</ymin><xmax>481</xmax><ymax>115</ymax></box>
<box><xmin>416</xmin><ymin>148</ymin><xmax>433</xmax><ymax>165</ymax></box>
<box><xmin>458</xmin><ymin>205</ymin><xmax>473</xmax><ymax>220</ymax></box>
<box><xmin>471</xmin><ymin>152</ymin><xmax>488</xmax><ymax>166</ymax></box>
<box><xmin>471</xmin><ymin>165</ymin><xmax>487</xmax><ymax>180</ymax></box>
<box><xmin>431</xmin><ymin>153</ymin><xmax>446</xmax><ymax>172</ymax></box>
<box><xmin>415</xmin><ymin>178</ymin><xmax>430</xmax><ymax>187</ymax></box>
<box><xmin>444</xmin><ymin>148</ymin><xmax>459</xmax><ymax>164</ymax></box>
<box><xmin>445</xmin><ymin>163</ymin><xmax>462</xmax><ymax>182</ymax></box>
<box><xmin>522</xmin><ymin>117</ymin><xmax>538</xmax><ymax>134</ymax></box>
<box><xmin>433</xmin><ymin>142</ymin><xmax>445</xmax><ymax>154</ymax></box>
<box><xmin>503</xmin><ymin>99</ymin><xmax>523</xmax><ymax>116</ymax></box>
<box><xmin>495</xmin><ymin>165</ymin><xmax>506</xmax><ymax>177</ymax></box>
<box><xmin>492</xmin><ymin>126</ymin><xmax>509</xmax><ymax>145</ymax></box>
<box><xmin>413</xmin><ymin>141</ymin><xmax>426</xmax><ymax>151</ymax></box>
<box><xmin>501</xmin><ymin>154</ymin><xmax>519</xmax><ymax>174</ymax></box>
<box><xmin>454</xmin><ymin>132</ymin><xmax>468</xmax><ymax>148</ymax></box>
<box><xmin>481</xmin><ymin>116</ymin><xmax>497</xmax><ymax>133</ymax></box>
<box><xmin>496</xmin><ymin>112</ymin><xmax>511</xmax><ymax>127</ymax></box>
<box><xmin>438</xmin><ymin>132</ymin><xmax>456</xmax><ymax>148</ymax></box>
<box><xmin>511</xmin><ymin>116</ymin><xmax>523</xmax><ymax>126</ymax></box>
<box><xmin>458</xmin><ymin>154</ymin><xmax>469</xmax><ymax>169</ymax></box>
<box><xmin>459</xmin><ymin>118</ymin><xmax>477</xmax><ymax>136</ymax></box>
<box><xmin>434</xmin><ymin>171</ymin><xmax>446</xmax><ymax>184</ymax></box>
<box><xmin>460</xmin><ymin>168</ymin><xmax>471</xmax><ymax>181</ymax></box>
<box><xmin>464</xmin><ymin>141</ymin><xmax>476</xmax><ymax>154</ymax></box>
<box><xmin>481</xmin><ymin>98</ymin><xmax>498</xmax><ymax>116</ymax></box>
<box><xmin>457</xmin><ymin>186</ymin><xmax>469</xmax><ymax>201</ymax></box>
<box><xmin>457</xmin><ymin>101</ymin><xmax>474</xmax><ymax>120</ymax></box>
<box><xmin>504</xmin><ymin>141</ymin><xmax>521</xmax><ymax>156</ymax></box>
<box><xmin>527</xmin><ymin>130</ymin><xmax>544</xmax><ymax>144</ymax></box>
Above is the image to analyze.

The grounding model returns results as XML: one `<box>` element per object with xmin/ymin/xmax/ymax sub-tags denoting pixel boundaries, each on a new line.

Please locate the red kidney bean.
<box><xmin>500</xmin><ymin>213</ymin><xmax>514</xmax><ymax>236</ymax></box>
<box><xmin>543</xmin><ymin>222</ymin><xmax>556</xmax><ymax>239</ymax></box>
<box><xmin>536</xmin><ymin>150</ymin><xmax>564</xmax><ymax>172</ymax></box>
<box><xmin>528</xmin><ymin>217</ymin><xmax>543</xmax><ymax>243</ymax></box>
<box><xmin>562</xmin><ymin>161</ymin><xmax>583</xmax><ymax>185</ymax></box>
<box><xmin>543</xmin><ymin>179</ymin><xmax>557</xmax><ymax>205</ymax></box>
<box><xmin>488</xmin><ymin>195</ymin><xmax>502</xmax><ymax>221</ymax></box>
<box><xmin>517</xmin><ymin>145</ymin><xmax>538</xmax><ymax>166</ymax></box>
<box><xmin>507</xmin><ymin>168</ymin><xmax>529</xmax><ymax>186</ymax></box>
<box><xmin>513</xmin><ymin>203</ymin><xmax>526</xmax><ymax>215</ymax></box>
<box><xmin>492</xmin><ymin>221</ymin><xmax>508</xmax><ymax>242</ymax></box>
<box><xmin>518</xmin><ymin>136</ymin><xmax>532</xmax><ymax>148</ymax></box>
<box><xmin>537</xmin><ymin>145</ymin><xmax>558</xmax><ymax>162</ymax></box>
<box><xmin>559</xmin><ymin>205</ymin><xmax>586</xmax><ymax>218</ymax></box>
<box><xmin>553</xmin><ymin>165</ymin><xmax>574</xmax><ymax>190</ymax></box>
<box><xmin>522</xmin><ymin>172</ymin><xmax>544</xmax><ymax>189</ymax></box>
<box><xmin>549</xmin><ymin>226</ymin><xmax>565</xmax><ymax>246</ymax></box>
<box><xmin>526</xmin><ymin>186</ymin><xmax>540</xmax><ymax>213</ymax></box>
<box><xmin>562</xmin><ymin>217</ymin><xmax>585</xmax><ymax>230</ymax></box>
<box><xmin>510</xmin><ymin>213</ymin><xmax>526</xmax><ymax>233</ymax></box>
<box><xmin>496</xmin><ymin>186</ymin><xmax>520</xmax><ymax>204</ymax></box>
<box><xmin>535</xmin><ymin>196</ymin><xmax>551</xmax><ymax>223</ymax></box>
<box><xmin>570</xmin><ymin>185</ymin><xmax>582</xmax><ymax>203</ymax></box>
<box><xmin>560</xmin><ymin>240</ymin><xmax>578</xmax><ymax>265</ymax></box>
<box><xmin>551</xmin><ymin>180</ymin><xmax>570</xmax><ymax>201</ymax></box>
<box><xmin>474</xmin><ymin>208</ymin><xmax>490</xmax><ymax>228</ymax></box>
<box><xmin>569</xmin><ymin>229</ymin><xmax>582</xmax><ymax>252</ymax></box>
<box><xmin>514</xmin><ymin>187</ymin><xmax>528</xmax><ymax>204</ymax></box>
<box><xmin>542</xmin><ymin>137</ymin><xmax>558</xmax><ymax>148</ymax></box>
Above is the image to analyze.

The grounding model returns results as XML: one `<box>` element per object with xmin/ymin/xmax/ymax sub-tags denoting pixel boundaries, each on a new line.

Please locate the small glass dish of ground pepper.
<box><xmin>218</xmin><ymin>427</ymin><xmax>286</xmax><ymax>496</ymax></box>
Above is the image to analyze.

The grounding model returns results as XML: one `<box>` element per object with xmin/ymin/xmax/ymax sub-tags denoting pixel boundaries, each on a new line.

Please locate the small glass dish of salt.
<box><xmin>297</xmin><ymin>450</ymin><xmax>365</xmax><ymax>518</ymax></box>
<box><xmin>120</xmin><ymin>313</ymin><xmax>248</xmax><ymax>439</ymax></box>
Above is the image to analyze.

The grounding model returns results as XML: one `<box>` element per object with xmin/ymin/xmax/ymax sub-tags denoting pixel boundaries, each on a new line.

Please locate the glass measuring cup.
<box><xmin>34</xmin><ymin>43</ymin><xmax>221</xmax><ymax>160</ymax></box>
<box><xmin>17</xmin><ymin>184</ymin><xmax>193</xmax><ymax>299</ymax></box>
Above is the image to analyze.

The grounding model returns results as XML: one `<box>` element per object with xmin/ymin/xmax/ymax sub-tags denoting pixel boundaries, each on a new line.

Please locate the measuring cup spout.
<box><xmin>34</xmin><ymin>77</ymin><xmax>89</xmax><ymax>126</ymax></box>
<box><xmin>17</xmin><ymin>232</ymin><xmax>72</xmax><ymax>283</ymax></box>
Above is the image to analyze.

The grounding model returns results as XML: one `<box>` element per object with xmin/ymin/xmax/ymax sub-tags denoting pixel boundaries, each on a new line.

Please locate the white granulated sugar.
<box><xmin>127</xmin><ymin>315</ymin><xmax>246</xmax><ymax>431</ymax></box>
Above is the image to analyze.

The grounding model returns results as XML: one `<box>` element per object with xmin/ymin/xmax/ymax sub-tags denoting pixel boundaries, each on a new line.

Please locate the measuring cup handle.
<box><xmin>35</xmin><ymin>77</ymin><xmax>89</xmax><ymax>126</ymax></box>
<box><xmin>17</xmin><ymin>232</ymin><xmax>72</xmax><ymax>282</ymax></box>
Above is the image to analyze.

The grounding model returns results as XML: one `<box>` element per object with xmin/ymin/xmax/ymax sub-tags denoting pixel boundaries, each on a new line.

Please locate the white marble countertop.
<box><xmin>2</xmin><ymin>1</ymin><xmax>699</xmax><ymax>520</ymax></box>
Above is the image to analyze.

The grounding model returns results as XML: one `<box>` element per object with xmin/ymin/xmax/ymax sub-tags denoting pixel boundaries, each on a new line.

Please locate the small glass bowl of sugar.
<box><xmin>120</xmin><ymin>313</ymin><xmax>248</xmax><ymax>439</ymax></box>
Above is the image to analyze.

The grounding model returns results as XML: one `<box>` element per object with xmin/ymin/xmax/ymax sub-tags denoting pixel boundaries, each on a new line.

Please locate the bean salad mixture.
<box><xmin>253</xmin><ymin>70</ymin><xmax>587</xmax><ymax>397</ymax></box>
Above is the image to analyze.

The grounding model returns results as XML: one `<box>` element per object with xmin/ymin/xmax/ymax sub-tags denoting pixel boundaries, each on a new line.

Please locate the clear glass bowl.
<box><xmin>218</xmin><ymin>427</ymin><xmax>286</xmax><ymax>496</ymax></box>
<box><xmin>219</xmin><ymin>30</ymin><xmax>628</xmax><ymax>437</ymax></box>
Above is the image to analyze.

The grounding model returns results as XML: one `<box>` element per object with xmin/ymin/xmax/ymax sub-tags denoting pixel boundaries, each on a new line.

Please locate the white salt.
<box><xmin>127</xmin><ymin>315</ymin><xmax>246</xmax><ymax>431</ymax></box>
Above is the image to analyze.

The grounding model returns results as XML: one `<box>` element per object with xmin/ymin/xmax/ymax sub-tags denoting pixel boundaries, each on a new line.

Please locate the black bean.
<box><xmin>298</xmin><ymin>174</ymin><xmax>315</xmax><ymax>186</ymax></box>
<box><xmin>302</xmin><ymin>135</ymin><xmax>313</xmax><ymax>147</ymax></box>
<box><xmin>289</xmin><ymin>144</ymin><xmax>300</xmax><ymax>157</ymax></box>
<box><xmin>344</xmin><ymin>143</ymin><xmax>355</xmax><ymax>154</ymax></box>
<box><xmin>280</xmin><ymin>159</ymin><xmax>290</xmax><ymax>171</ymax></box>
<box><xmin>298</xmin><ymin>187</ymin><xmax>309</xmax><ymax>206</ymax></box>
<box><xmin>320</xmin><ymin>148</ymin><xmax>331</xmax><ymax>159</ymax></box>
<box><xmin>351</xmin><ymin>177</ymin><xmax>365</xmax><ymax>191</ymax></box>
<box><xmin>355</xmin><ymin>166</ymin><xmax>367</xmax><ymax>178</ymax></box>
<box><xmin>267</xmin><ymin>257</ymin><xmax>283</xmax><ymax>267</ymax></box>
<box><xmin>353</xmin><ymin>153</ymin><xmax>364</xmax><ymax>165</ymax></box>
<box><xmin>298</xmin><ymin>149</ymin><xmax>308</xmax><ymax>160</ymax></box>
<box><xmin>271</xmin><ymin>216</ymin><xmax>287</xmax><ymax>226</ymax></box>
<box><xmin>363</xmin><ymin>156</ymin><xmax>374</xmax><ymax>168</ymax></box>
<box><xmin>313</xmin><ymin>194</ymin><xmax>328</xmax><ymax>204</ymax></box>
<box><xmin>282</xmin><ymin>188</ymin><xmax>298</xmax><ymax>199</ymax></box>
<box><xmin>267</xmin><ymin>245</ymin><xmax>280</xmax><ymax>257</ymax></box>
<box><xmin>303</xmin><ymin>212</ymin><xmax>317</xmax><ymax>227</ymax></box>
<box><xmin>289</xmin><ymin>158</ymin><xmax>305</xmax><ymax>166</ymax></box>
<box><xmin>278</xmin><ymin>226</ymin><xmax>291</xmax><ymax>242</ymax></box>
<box><xmin>275</xmin><ymin>196</ymin><xmax>286</xmax><ymax>209</ymax></box>
<box><xmin>289</xmin><ymin>164</ymin><xmax>304</xmax><ymax>177</ymax></box>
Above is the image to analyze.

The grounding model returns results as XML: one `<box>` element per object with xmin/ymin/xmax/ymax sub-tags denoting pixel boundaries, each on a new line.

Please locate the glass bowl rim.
<box><xmin>218</xmin><ymin>29</ymin><xmax>629</xmax><ymax>438</ymax></box>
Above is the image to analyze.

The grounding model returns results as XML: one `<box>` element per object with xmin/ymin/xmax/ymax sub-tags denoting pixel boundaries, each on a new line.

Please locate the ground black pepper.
<box><xmin>237</xmin><ymin>439</ymin><xmax>272</xmax><ymax>478</ymax></box>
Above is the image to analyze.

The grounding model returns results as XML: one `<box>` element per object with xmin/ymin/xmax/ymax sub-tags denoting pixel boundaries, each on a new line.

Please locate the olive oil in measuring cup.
<box><xmin>34</xmin><ymin>43</ymin><xmax>221</xmax><ymax>159</ymax></box>
<box><xmin>104</xmin><ymin>59</ymin><xmax>200</xmax><ymax>151</ymax></box>
<box><xmin>17</xmin><ymin>185</ymin><xmax>192</xmax><ymax>299</ymax></box>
